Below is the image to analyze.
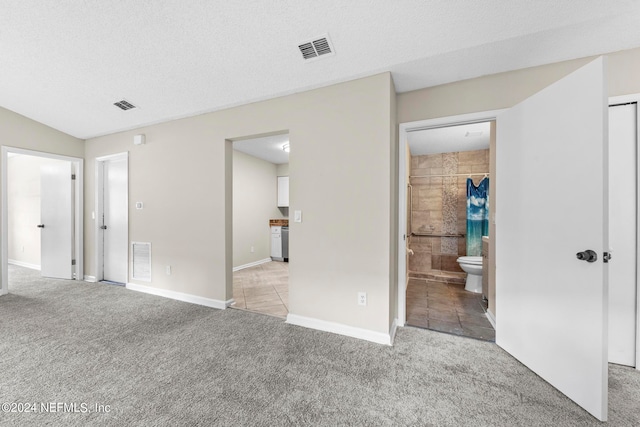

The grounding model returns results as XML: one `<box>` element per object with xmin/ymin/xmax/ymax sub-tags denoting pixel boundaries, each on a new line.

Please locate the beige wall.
<box><xmin>7</xmin><ymin>155</ymin><xmax>67</xmax><ymax>267</ymax></box>
<box><xmin>84</xmin><ymin>73</ymin><xmax>396</xmax><ymax>334</ymax></box>
<box><xmin>397</xmin><ymin>47</ymin><xmax>640</xmax><ymax>124</ymax></box>
<box><xmin>0</xmin><ymin>107</ymin><xmax>84</xmax><ymax>158</ymax></box>
<box><xmin>276</xmin><ymin>163</ymin><xmax>289</xmax><ymax>176</ymax></box>
<box><xmin>233</xmin><ymin>150</ymin><xmax>284</xmax><ymax>268</ymax></box>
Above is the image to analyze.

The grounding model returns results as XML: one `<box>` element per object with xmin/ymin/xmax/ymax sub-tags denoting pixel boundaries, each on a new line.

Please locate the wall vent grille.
<box><xmin>132</xmin><ymin>242</ymin><xmax>151</xmax><ymax>281</ymax></box>
<box><xmin>114</xmin><ymin>99</ymin><xmax>136</xmax><ymax>111</ymax></box>
<box><xmin>298</xmin><ymin>34</ymin><xmax>335</xmax><ymax>61</ymax></box>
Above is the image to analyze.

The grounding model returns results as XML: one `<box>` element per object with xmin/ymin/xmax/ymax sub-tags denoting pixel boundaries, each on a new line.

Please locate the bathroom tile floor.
<box><xmin>406</xmin><ymin>277</ymin><xmax>495</xmax><ymax>341</ymax></box>
<box><xmin>232</xmin><ymin>261</ymin><xmax>289</xmax><ymax>318</ymax></box>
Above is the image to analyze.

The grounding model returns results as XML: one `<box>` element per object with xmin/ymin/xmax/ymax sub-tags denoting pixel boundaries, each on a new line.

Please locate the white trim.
<box><xmin>286</xmin><ymin>313</ymin><xmax>394</xmax><ymax>346</ymax></box>
<box><xmin>8</xmin><ymin>259</ymin><xmax>40</xmax><ymax>271</ymax></box>
<box><xmin>1</xmin><ymin>146</ymin><xmax>84</xmax><ymax>295</ymax></box>
<box><xmin>126</xmin><ymin>282</ymin><xmax>233</xmax><ymax>309</ymax></box>
<box><xmin>95</xmin><ymin>152</ymin><xmax>129</xmax><ymax>283</ymax></box>
<box><xmin>389</xmin><ymin>318</ymin><xmax>399</xmax><ymax>345</ymax></box>
<box><xmin>84</xmin><ymin>275</ymin><xmax>97</xmax><ymax>283</ymax></box>
<box><xmin>486</xmin><ymin>310</ymin><xmax>497</xmax><ymax>329</ymax></box>
<box><xmin>232</xmin><ymin>258</ymin><xmax>272</xmax><ymax>272</ymax></box>
<box><xmin>397</xmin><ymin>110</ymin><xmax>507</xmax><ymax>327</ymax></box>
<box><xmin>609</xmin><ymin>93</ymin><xmax>640</xmax><ymax>105</ymax></box>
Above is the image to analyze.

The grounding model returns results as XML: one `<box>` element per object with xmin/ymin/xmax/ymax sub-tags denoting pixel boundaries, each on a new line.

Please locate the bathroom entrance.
<box><xmin>403</xmin><ymin>121</ymin><xmax>495</xmax><ymax>341</ymax></box>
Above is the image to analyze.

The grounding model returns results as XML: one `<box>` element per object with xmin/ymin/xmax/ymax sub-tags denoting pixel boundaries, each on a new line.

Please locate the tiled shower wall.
<box><xmin>408</xmin><ymin>149</ymin><xmax>490</xmax><ymax>275</ymax></box>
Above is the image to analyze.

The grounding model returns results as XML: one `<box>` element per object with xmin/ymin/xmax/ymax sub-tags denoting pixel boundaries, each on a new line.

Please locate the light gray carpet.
<box><xmin>1</xmin><ymin>265</ymin><xmax>638</xmax><ymax>426</ymax></box>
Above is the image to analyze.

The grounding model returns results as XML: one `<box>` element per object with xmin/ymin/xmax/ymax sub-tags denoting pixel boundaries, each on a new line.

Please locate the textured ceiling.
<box><xmin>233</xmin><ymin>134</ymin><xmax>290</xmax><ymax>165</ymax></box>
<box><xmin>1</xmin><ymin>1</ymin><xmax>640</xmax><ymax>139</ymax></box>
<box><xmin>408</xmin><ymin>122</ymin><xmax>491</xmax><ymax>156</ymax></box>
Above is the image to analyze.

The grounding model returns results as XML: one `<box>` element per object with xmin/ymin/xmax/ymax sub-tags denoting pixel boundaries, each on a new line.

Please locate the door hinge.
<box><xmin>603</xmin><ymin>252</ymin><xmax>612</xmax><ymax>263</ymax></box>
<box><xmin>72</xmin><ymin>259</ymin><xmax>76</xmax><ymax>266</ymax></box>
<box><xmin>71</xmin><ymin>174</ymin><xmax>76</xmax><ymax>180</ymax></box>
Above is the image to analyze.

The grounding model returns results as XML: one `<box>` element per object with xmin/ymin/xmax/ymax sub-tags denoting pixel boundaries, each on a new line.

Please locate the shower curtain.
<box><xmin>466</xmin><ymin>177</ymin><xmax>489</xmax><ymax>256</ymax></box>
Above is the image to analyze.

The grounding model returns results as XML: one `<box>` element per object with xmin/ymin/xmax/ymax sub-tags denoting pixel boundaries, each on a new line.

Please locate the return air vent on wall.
<box><xmin>298</xmin><ymin>34</ymin><xmax>335</xmax><ymax>61</ymax></box>
<box><xmin>132</xmin><ymin>242</ymin><xmax>151</xmax><ymax>282</ymax></box>
<box><xmin>113</xmin><ymin>99</ymin><xmax>137</xmax><ymax>111</ymax></box>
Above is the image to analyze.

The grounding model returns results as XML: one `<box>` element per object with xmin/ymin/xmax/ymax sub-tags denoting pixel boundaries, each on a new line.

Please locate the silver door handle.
<box><xmin>37</xmin><ymin>224</ymin><xmax>45</xmax><ymax>228</ymax></box>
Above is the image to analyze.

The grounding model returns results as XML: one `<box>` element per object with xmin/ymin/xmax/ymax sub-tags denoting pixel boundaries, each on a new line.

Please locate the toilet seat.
<box><xmin>456</xmin><ymin>256</ymin><xmax>482</xmax><ymax>265</ymax></box>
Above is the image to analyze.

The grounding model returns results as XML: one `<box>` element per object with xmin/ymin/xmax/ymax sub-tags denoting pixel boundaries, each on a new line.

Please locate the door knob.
<box><xmin>576</xmin><ymin>250</ymin><xmax>597</xmax><ymax>263</ymax></box>
<box><xmin>37</xmin><ymin>224</ymin><xmax>45</xmax><ymax>228</ymax></box>
<box><xmin>100</xmin><ymin>225</ymin><xmax>108</xmax><ymax>230</ymax></box>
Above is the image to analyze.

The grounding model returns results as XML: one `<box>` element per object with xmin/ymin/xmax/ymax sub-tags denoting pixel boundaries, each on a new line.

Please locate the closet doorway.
<box><xmin>95</xmin><ymin>153</ymin><xmax>128</xmax><ymax>285</ymax></box>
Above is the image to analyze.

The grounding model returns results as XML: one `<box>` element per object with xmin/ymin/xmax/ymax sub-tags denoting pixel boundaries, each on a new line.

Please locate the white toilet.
<box><xmin>456</xmin><ymin>256</ymin><xmax>483</xmax><ymax>293</ymax></box>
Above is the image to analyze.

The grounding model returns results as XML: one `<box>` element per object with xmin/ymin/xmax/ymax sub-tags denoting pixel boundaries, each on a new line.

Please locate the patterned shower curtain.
<box><xmin>466</xmin><ymin>177</ymin><xmax>489</xmax><ymax>256</ymax></box>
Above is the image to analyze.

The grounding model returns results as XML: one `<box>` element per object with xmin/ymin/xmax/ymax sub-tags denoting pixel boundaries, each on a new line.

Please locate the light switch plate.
<box><xmin>294</xmin><ymin>210</ymin><xmax>302</xmax><ymax>223</ymax></box>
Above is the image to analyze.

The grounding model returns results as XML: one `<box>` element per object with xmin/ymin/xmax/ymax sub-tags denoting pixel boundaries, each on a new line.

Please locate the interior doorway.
<box><xmin>403</xmin><ymin>121</ymin><xmax>495</xmax><ymax>341</ymax></box>
<box><xmin>230</xmin><ymin>132</ymin><xmax>290</xmax><ymax>318</ymax></box>
<box><xmin>95</xmin><ymin>153</ymin><xmax>128</xmax><ymax>285</ymax></box>
<box><xmin>1</xmin><ymin>147</ymin><xmax>84</xmax><ymax>295</ymax></box>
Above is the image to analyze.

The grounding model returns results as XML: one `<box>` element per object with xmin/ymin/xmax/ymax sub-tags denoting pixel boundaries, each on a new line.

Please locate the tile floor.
<box><xmin>406</xmin><ymin>277</ymin><xmax>495</xmax><ymax>341</ymax></box>
<box><xmin>232</xmin><ymin>261</ymin><xmax>289</xmax><ymax>318</ymax></box>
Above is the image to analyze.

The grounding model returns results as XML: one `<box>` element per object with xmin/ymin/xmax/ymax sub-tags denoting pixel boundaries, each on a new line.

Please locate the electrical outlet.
<box><xmin>250</xmin><ymin>246</ymin><xmax>254</xmax><ymax>253</ymax></box>
<box><xmin>358</xmin><ymin>292</ymin><xmax>367</xmax><ymax>306</ymax></box>
<box><xmin>166</xmin><ymin>265</ymin><xmax>172</xmax><ymax>276</ymax></box>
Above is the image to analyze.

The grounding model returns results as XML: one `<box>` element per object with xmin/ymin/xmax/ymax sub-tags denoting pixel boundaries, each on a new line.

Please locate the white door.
<box><xmin>608</xmin><ymin>103</ymin><xmax>637</xmax><ymax>367</ymax></box>
<box><xmin>40</xmin><ymin>162</ymin><xmax>74</xmax><ymax>280</ymax></box>
<box><xmin>496</xmin><ymin>58</ymin><xmax>608</xmax><ymax>421</ymax></box>
<box><xmin>102</xmin><ymin>157</ymin><xmax>128</xmax><ymax>283</ymax></box>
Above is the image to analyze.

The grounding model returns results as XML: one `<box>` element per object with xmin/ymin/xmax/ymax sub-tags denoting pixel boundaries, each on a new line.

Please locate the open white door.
<box><xmin>40</xmin><ymin>162</ymin><xmax>74</xmax><ymax>280</ymax></box>
<box><xmin>496</xmin><ymin>58</ymin><xmax>608</xmax><ymax>420</ymax></box>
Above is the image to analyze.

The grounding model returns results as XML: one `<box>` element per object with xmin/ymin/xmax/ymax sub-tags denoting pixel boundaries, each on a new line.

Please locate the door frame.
<box><xmin>397</xmin><ymin>109</ymin><xmax>506</xmax><ymax>326</ymax></box>
<box><xmin>1</xmin><ymin>146</ymin><xmax>84</xmax><ymax>295</ymax></box>
<box><xmin>398</xmin><ymin>97</ymin><xmax>640</xmax><ymax>371</ymax></box>
<box><xmin>94</xmin><ymin>152</ymin><xmax>129</xmax><ymax>283</ymax></box>
<box><xmin>610</xmin><ymin>93</ymin><xmax>640</xmax><ymax>370</ymax></box>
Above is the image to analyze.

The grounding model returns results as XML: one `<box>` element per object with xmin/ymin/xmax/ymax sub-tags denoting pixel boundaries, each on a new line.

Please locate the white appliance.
<box><xmin>270</xmin><ymin>226</ymin><xmax>283</xmax><ymax>261</ymax></box>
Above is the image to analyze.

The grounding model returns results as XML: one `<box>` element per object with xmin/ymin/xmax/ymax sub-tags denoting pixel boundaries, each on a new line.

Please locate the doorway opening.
<box><xmin>95</xmin><ymin>153</ymin><xmax>128</xmax><ymax>285</ymax></box>
<box><xmin>403</xmin><ymin>120</ymin><xmax>496</xmax><ymax>341</ymax></box>
<box><xmin>230</xmin><ymin>132</ymin><xmax>290</xmax><ymax>318</ymax></box>
<box><xmin>1</xmin><ymin>147</ymin><xmax>84</xmax><ymax>295</ymax></box>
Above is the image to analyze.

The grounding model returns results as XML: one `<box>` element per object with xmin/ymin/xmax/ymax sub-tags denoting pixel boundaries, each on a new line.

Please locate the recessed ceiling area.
<box><xmin>233</xmin><ymin>134</ymin><xmax>290</xmax><ymax>165</ymax></box>
<box><xmin>1</xmin><ymin>1</ymin><xmax>640</xmax><ymax>138</ymax></box>
<box><xmin>408</xmin><ymin>122</ymin><xmax>491</xmax><ymax>156</ymax></box>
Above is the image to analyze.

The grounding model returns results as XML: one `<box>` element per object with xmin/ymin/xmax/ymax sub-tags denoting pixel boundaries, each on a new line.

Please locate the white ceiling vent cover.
<box><xmin>132</xmin><ymin>242</ymin><xmax>152</xmax><ymax>282</ymax></box>
<box><xmin>298</xmin><ymin>34</ymin><xmax>335</xmax><ymax>61</ymax></box>
<box><xmin>114</xmin><ymin>99</ymin><xmax>136</xmax><ymax>111</ymax></box>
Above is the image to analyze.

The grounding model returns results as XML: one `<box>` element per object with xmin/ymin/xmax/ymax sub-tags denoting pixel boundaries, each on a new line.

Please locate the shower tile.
<box><xmin>442</xmin><ymin>255</ymin><xmax>463</xmax><ymax>272</ymax></box>
<box><xmin>442</xmin><ymin>152</ymin><xmax>458</xmax><ymax>175</ymax></box>
<box><xmin>431</xmin><ymin>255</ymin><xmax>442</xmax><ymax>270</ymax></box>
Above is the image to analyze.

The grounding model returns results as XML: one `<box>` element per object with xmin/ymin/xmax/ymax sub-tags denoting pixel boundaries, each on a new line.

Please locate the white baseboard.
<box><xmin>286</xmin><ymin>313</ymin><xmax>394</xmax><ymax>346</ymax></box>
<box><xmin>8</xmin><ymin>259</ymin><xmax>40</xmax><ymax>271</ymax></box>
<box><xmin>486</xmin><ymin>310</ymin><xmax>496</xmax><ymax>329</ymax></box>
<box><xmin>232</xmin><ymin>258</ymin><xmax>271</xmax><ymax>272</ymax></box>
<box><xmin>126</xmin><ymin>282</ymin><xmax>233</xmax><ymax>310</ymax></box>
<box><xmin>84</xmin><ymin>275</ymin><xmax>97</xmax><ymax>283</ymax></box>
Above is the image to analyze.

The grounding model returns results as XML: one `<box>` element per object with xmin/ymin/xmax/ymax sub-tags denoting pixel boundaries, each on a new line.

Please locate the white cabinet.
<box><xmin>277</xmin><ymin>176</ymin><xmax>289</xmax><ymax>207</ymax></box>
<box><xmin>270</xmin><ymin>226</ymin><xmax>282</xmax><ymax>260</ymax></box>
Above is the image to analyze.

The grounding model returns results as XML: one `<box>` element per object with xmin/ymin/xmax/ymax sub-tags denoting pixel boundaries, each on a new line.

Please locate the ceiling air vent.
<box><xmin>298</xmin><ymin>34</ymin><xmax>335</xmax><ymax>61</ymax></box>
<box><xmin>113</xmin><ymin>99</ymin><xmax>136</xmax><ymax>111</ymax></box>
